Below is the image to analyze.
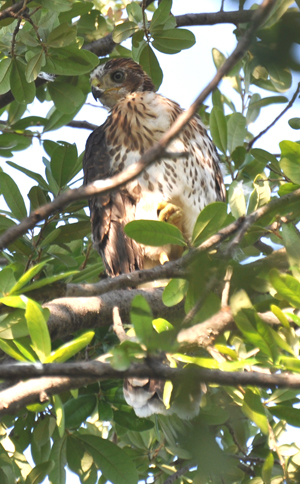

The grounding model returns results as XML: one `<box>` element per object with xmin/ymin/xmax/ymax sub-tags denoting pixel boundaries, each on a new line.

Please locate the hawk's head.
<box><xmin>90</xmin><ymin>58</ymin><xmax>156</xmax><ymax>109</ymax></box>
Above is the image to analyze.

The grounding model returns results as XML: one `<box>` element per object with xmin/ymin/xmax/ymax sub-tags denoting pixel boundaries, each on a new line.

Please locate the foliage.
<box><xmin>1</xmin><ymin>0</ymin><xmax>300</xmax><ymax>483</ymax></box>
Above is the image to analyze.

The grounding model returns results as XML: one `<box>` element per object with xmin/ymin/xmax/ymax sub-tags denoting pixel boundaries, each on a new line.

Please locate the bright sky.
<box><xmin>1</xmin><ymin>0</ymin><xmax>300</xmax><ymax>482</ymax></box>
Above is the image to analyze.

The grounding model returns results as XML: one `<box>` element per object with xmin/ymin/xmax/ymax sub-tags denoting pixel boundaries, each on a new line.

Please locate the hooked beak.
<box><xmin>91</xmin><ymin>85</ymin><xmax>104</xmax><ymax>101</ymax></box>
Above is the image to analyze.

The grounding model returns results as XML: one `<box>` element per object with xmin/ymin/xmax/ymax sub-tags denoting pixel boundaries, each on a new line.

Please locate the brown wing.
<box><xmin>83</xmin><ymin>124</ymin><xmax>144</xmax><ymax>276</ymax></box>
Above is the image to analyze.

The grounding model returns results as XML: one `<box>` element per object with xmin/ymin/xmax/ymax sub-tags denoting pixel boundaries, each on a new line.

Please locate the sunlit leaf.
<box><xmin>124</xmin><ymin>219</ymin><xmax>185</xmax><ymax>246</ymax></box>
<box><xmin>25</xmin><ymin>299</ymin><xmax>51</xmax><ymax>362</ymax></box>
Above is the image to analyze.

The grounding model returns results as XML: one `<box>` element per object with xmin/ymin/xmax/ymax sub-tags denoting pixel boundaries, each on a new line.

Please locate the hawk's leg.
<box><xmin>157</xmin><ymin>201</ymin><xmax>183</xmax><ymax>229</ymax></box>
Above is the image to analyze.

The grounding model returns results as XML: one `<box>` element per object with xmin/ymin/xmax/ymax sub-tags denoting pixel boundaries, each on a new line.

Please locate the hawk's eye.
<box><xmin>111</xmin><ymin>71</ymin><xmax>124</xmax><ymax>83</ymax></box>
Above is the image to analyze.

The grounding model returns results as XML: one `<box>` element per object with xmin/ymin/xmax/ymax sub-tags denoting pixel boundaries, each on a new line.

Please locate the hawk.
<box><xmin>83</xmin><ymin>58</ymin><xmax>225</xmax><ymax>417</ymax></box>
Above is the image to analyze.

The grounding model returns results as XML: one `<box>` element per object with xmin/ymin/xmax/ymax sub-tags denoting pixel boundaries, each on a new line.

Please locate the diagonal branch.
<box><xmin>0</xmin><ymin>0</ymin><xmax>277</xmax><ymax>252</ymax></box>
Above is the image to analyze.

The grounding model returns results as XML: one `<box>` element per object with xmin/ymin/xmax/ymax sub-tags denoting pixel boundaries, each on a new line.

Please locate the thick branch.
<box><xmin>1</xmin><ymin>361</ymin><xmax>300</xmax><ymax>416</ymax></box>
<box><xmin>0</xmin><ymin>0</ymin><xmax>277</xmax><ymax>252</ymax></box>
<box><xmin>0</xmin><ymin>0</ymin><xmax>33</xmax><ymax>20</ymax></box>
<box><xmin>44</xmin><ymin>288</ymin><xmax>184</xmax><ymax>340</ymax></box>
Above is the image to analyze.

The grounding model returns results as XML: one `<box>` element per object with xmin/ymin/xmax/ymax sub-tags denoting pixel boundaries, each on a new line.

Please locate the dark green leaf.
<box><xmin>0</xmin><ymin>172</ymin><xmax>27</xmax><ymax>221</ymax></box>
<box><xmin>152</xmin><ymin>29</ymin><xmax>195</xmax><ymax>54</ymax></box>
<box><xmin>124</xmin><ymin>219</ymin><xmax>185</xmax><ymax>246</ymax></box>
<box><xmin>192</xmin><ymin>202</ymin><xmax>228</xmax><ymax>246</ymax></box>
<box><xmin>10</xmin><ymin>59</ymin><xmax>35</xmax><ymax>104</ymax></box>
<box><xmin>289</xmin><ymin>118</ymin><xmax>300</xmax><ymax>130</ymax></box>
<box><xmin>44</xmin><ymin>46</ymin><xmax>99</xmax><ymax>76</ymax></box>
<box><xmin>35</xmin><ymin>0</ymin><xmax>72</xmax><ymax>12</ymax></box>
<box><xmin>64</xmin><ymin>395</ymin><xmax>97</xmax><ymax>429</ymax></box>
<box><xmin>25</xmin><ymin>51</ymin><xmax>45</xmax><ymax>83</ymax></box>
<box><xmin>48</xmin><ymin>436</ymin><xmax>67</xmax><ymax>484</ymax></box>
<box><xmin>0</xmin><ymin>58</ymin><xmax>12</xmax><ymax>94</ymax></box>
<box><xmin>268</xmin><ymin>405</ymin><xmax>300</xmax><ymax>427</ymax></box>
<box><xmin>210</xmin><ymin>106</ymin><xmax>227</xmax><ymax>154</ymax></box>
<box><xmin>126</xmin><ymin>2</ymin><xmax>143</xmax><ymax>23</ymax></box>
<box><xmin>139</xmin><ymin>44</ymin><xmax>163</xmax><ymax>90</ymax></box>
<box><xmin>48</xmin><ymin>82</ymin><xmax>85</xmax><ymax>114</ymax></box>
<box><xmin>0</xmin><ymin>267</ymin><xmax>16</xmax><ymax>296</ymax></box>
<box><xmin>227</xmin><ymin>113</ymin><xmax>246</xmax><ymax>154</ymax></box>
<box><xmin>113</xmin><ymin>409</ymin><xmax>154</xmax><ymax>431</ymax></box>
<box><xmin>50</xmin><ymin>142</ymin><xmax>78</xmax><ymax>186</ymax></box>
<box><xmin>150</xmin><ymin>0</ymin><xmax>172</xmax><ymax>32</ymax></box>
<box><xmin>25</xmin><ymin>460</ymin><xmax>54</xmax><ymax>484</ymax></box>
<box><xmin>282</xmin><ymin>224</ymin><xmax>300</xmax><ymax>279</ymax></box>
<box><xmin>6</xmin><ymin>161</ymin><xmax>49</xmax><ymax>190</ymax></box>
<box><xmin>77</xmin><ymin>434</ymin><xmax>139</xmax><ymax>484</ymax></box>
<box><xmin>47</xmin><ymin>23</ymin><xmax>77</xmax><ymax>48</ymax></box>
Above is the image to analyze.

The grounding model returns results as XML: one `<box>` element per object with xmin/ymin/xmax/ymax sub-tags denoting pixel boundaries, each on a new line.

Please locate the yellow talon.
<box><xmin>158</xmin><ymin>202</ymin><xmax>183</xmax><ymax>228</ymax></box>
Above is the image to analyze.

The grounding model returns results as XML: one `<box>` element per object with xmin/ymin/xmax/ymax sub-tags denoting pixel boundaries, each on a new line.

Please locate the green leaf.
<box><xmin>25</xmin><ymin>51</ymin><xmax>45</xmax><ymax>83</ymax></box>
<box><xmin>45</xmin><ymin>331</ymin><xmax>95</xmax><ymax>363</ymax></box>
<box><xmin>152</xmin><ymin>318</ymin><xmax>174</xmax><ymax>332</ymax></box>
<box><xmin>152</xmin><ymin>29</ymin><xmax>195</xmax><ymax>54</ymax></box>
<box><xmin>47</xmin><ymin>22</ymin><xmax>77</xmax><ymax>48</ymax></box>
<box><xmin>53</xmin><ymin>394</ymin><xmax>65</xmax><ymax>438</ymax></box>
<box><xmin>0</xmin><ymin>267</ymin><xmax>16</xmax><ymax>296</ymax></box>
<box><xmin>280</xmin><ymin>140</ymin><xmax>300</xmax><ymax>184</ymax></box>
<box><xmin>227</xmin><ymin>113</ymin><xmax>246</xmax><ymax>154</ymax></box>
<box><xmin>242</xmin><ymin>389</ymin><xmax>269</xmax><ymax>435</ymax></box>
<box><xmin>126</xmin><ymin>2</ymin><xmax>143</xmax><ymax>23</ymax></box>
<box><xmin>77</xmin><ymin>434</ymin><xmax>139</xmax><ymax>484</ymax></box>
<box><xmin>0</xmin><ymin>58</ymin><xmax>12</xmax><ymax>95</ymax></box>
<box><xmin>64</xmin><ymin>395</ymin><xmax>97</xmax><ymax>429</ymax></box>
<box><xmin>267</xmin><ymin>65</ymin><xmax>292</xmax><ymax>92</ymax></box>
<box><xmin>210</xmin><ymin>106</ymin><xmax>227</xmax><ymax>154</ymax></box>
<box><xmin>6</xmin><ymin>161</ymin><xmax>49</xmax><ymax>190</ymax></box>
<box><xmin>124</xmin><ymin>220</ymin><xmax>185</xmax><ymax>246</ymax></box>
<box><xmin>162</xmin><ymin>278</ymin><xmax>188</xmax><ymax>307</ymax></box>
<box><xmin>25</xmin><ymin>299</ymin><xmax>51</xmax><ymax>362</ymax></box>
<box><xmin>248</xmin><ymin>174</ymin><xmax>270</xmax><ymax>213</ymax></box>
<box><xmin>289</xmin><ymin>118</ymin><xmax>300</xmax><ymax>130</ymax></box>
<box><xmin>150</xmin><ymin>0</ymin><xmax>172</xmax><ymax>32</ymax></box>
<box><xmin>9</xmin><ymin>260</ymin><xmax>48</xmax><ymax>295</ymax></box>
<box><xmin>246</xmin><ymin>93</ymin><xmax>261</xmax><ymax>125</ymax></box>
<box><xmin>268</xmin><ymin>405</ymin><xmax>300</xmax><ymax>427</ymax></box>
<box><xmin>263</xmin><ymin>0</ymin><xmax>295</xmax><ymax>27</ymax></box>
<box><xmin>0</xmin><ymin>309</ymin><xmax>28</xmax><ymax>339</ymax></box>
<box><xmin>25</xmin><ymin>460</ymin><xmax>54</xmax><ymax>484</ymax></box>
<box><xmin>139</xmin><ymin>44</ymin><xmax>163</xmax><ymax>90</ymax></box>
<box><xmin>262</xmin><ymin>452</ymin><xmax>274</xmax><ymax>484</ymax></box>
<box><xmin>66</xmin><ymin>434</ymin><xmax>94</xmax><ymax>476</ymax></box>
<box><xmin>112</xmin><ymin>21</ymin><xmax>139</xmax><ymax>43</ymax></box>
<box><xmin>269</xmin><ymin>269</ymin><xmax>300</xmax><ymax>309</ymax></box>
<box><xmin>192</xmin><ymin>202</ymin><xmax>228</xmax><ymax>246</ymax></box>
<box><xmin>230</xmin><ymin>290</ymin><xmax>274</xmax><ymax>360</ymax></box>
<box><xmin>0</xmin><ymin>338</ymin><xmax>28</xmax><ymax>361</ymax></box>
<box><xmin>49</xmin><ymin>141</ymin><xmax>78</xmax><ymax>186</ymax></box>
<box><xmin>282</xmin><ymin>224</ymin><xmax>300</xmax><ymax>280</ymax></box>
<box><xmin>113</xmin><ymin>409</ymin><xmax>154</xmax><ymax>431</ymax></box>
<box><xmin>48</xmin><ymin>436</ymin><xmax>67</xmax><ymax>484</ymax></box>
<box><xmin>279</xmin><ymin>356</ymin><xmax>300</xmax><ymax>372</ymax></box>
<box><xmin>0</xmin><ymin>172</ymin><xmax>27</xmax><ymax>221</ymax></box>
<box><xmin>130</xmin><ymin>295</ymin><xmax>154</xmax><ymax>344</ymax></box>
<box><xmin>10</xmin><ymin>59</ymin><xmax>35</xmax><ymax>104</ymax></box>
<box><xmin>48</xmin><ymin>82</ymin><xmax>85</xmax><ymax>114</ymax></box>
<box><xmin>212</xmin><ymin>48</ymin><xmax>226</xmax><ymax>69</ymax></box>
<box><xmin>21</xmin><ymin>270</ymin><xmax>77</xmax><ymax>293</ymax></box>
<box><xmin>44</xmin><ymin>46</ymin><xmax>99</xmax><ymax>76</ymax></box>
<box><xmin>228</xmin><ymin>181</ymin><xmax>246</xmax><ymax>218</ymax></box>
<box><xmin>35</xmin><ymin>0</ymin><xmax>72</xmax><ymax>12</ymax></box>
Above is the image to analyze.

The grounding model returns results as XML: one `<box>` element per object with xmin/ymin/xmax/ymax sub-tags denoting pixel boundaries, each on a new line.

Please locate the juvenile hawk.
<box><xmin>83</xmin><ymin>58</ymin><xmax>225</xmax><ymax>416</ymax></box>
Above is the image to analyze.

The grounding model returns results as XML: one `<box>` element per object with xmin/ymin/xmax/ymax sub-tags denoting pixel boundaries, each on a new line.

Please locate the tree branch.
<box><xmin>0</xmin><ymin>0</ymin><xmax>278</xmax><ymax>252</ymax></box>
<box><xmin>83</xmin><ymin>10</ymin><xmax>256</xmax><ymax>57</ymax></box>
<box><xmin>0</xmin><ymin>0</ymin><xmax>34</xmax><ymax>20</ymax></box>
<box><xmin>248</xmin><ymin>82</ymin><xmax>300</xmax><ymax>151</ymax></box>
<box><xmin>1</xmin><ymin>360</ymin><xmax>300</xmax><ymax>416</ymax></box>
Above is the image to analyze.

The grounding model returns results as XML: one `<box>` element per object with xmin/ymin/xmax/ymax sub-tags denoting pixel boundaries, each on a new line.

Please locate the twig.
<box><xmin>67</xmin><ymin>120</ymin><xmax>98</xmax><ymax>130</ymax></box>
<box><xmin>221</xmin><ymin>266</ymin><xmax>233</xmax><ymax>308</ymax></box>
<box><xmin>248</xmin><ymin>82</ymin><xmax>300</xmax><ymax>150</ymax></box>
<box><xmin>162</xmin><ymin>464</ymin><xmax>192</xmax><ymax>484</ymax></box>
<box><xmin>0</xmin><ymin>0</ymin><xmax>278</xmax><ymax>252</ymax></box>
<box><xmin>0</xmin><ymin>0</ymin><xmax>33</xmax><ymax>20</ymax></box>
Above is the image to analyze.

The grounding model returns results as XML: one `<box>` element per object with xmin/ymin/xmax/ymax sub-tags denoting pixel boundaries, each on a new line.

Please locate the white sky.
<box><xmin>1</xmin><ymin>0</ymin><xmax>300</xmax><ymax>482</ymax></box>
